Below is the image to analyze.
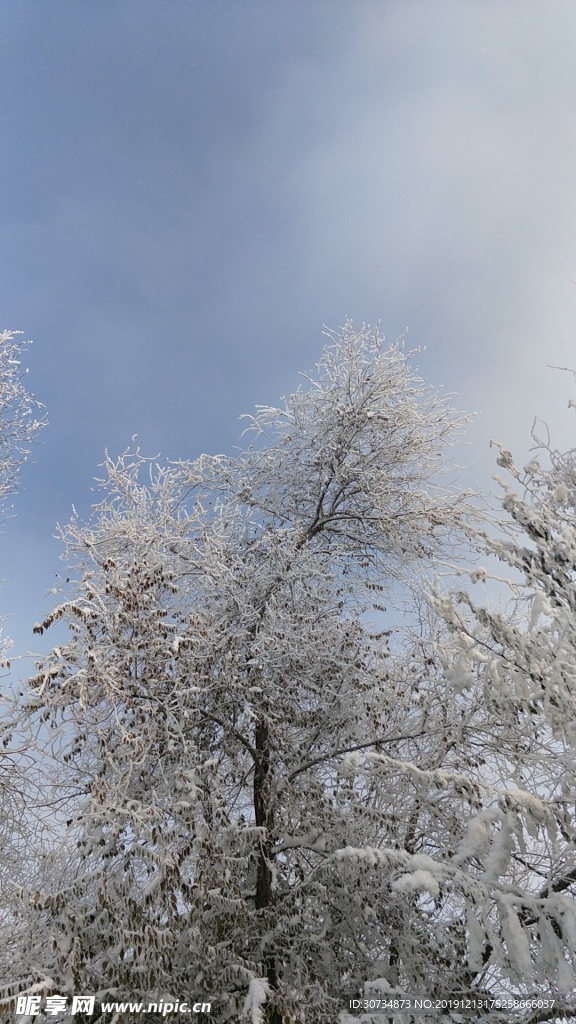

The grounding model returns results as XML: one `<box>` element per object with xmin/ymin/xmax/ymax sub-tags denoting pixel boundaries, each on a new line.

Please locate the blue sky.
<box><xmin>1</xmin><ymin>0</ymin><xmax>576</xmax><ymax>666</ymax></box>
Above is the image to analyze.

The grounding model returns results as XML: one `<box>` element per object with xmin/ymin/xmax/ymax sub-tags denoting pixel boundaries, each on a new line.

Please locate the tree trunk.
<box><xmin>254</xmin><ymin>716</ymin><xmax>282</xmax><ymax>1024</ymax></box>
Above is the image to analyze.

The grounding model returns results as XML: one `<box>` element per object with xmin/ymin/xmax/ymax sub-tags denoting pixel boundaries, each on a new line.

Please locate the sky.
<box><xmin>1</xmin><ymin>0</ymin><xmax>575</xmax><ymax>667</ymax></box>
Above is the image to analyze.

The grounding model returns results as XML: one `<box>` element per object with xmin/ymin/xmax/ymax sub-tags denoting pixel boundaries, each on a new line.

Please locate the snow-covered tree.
<box><xmin>426</xmin><ymin>417</ymin><xmax>576</xmax><ymax>1021</ymax></box>
<box><xmin>0</xmin><ymin>330</ymin><xmax>45</xmax><ymax>1000</ymax></box>
<box><xmin>0</xmin><ymin>331</ymin><xmax>44</xmax><ymax>531</ymax></box>
<box><xmin>0</xmin><ymin>328</ymin><xmax>45</xmax><ymax>668</ymax></box>
<box><xmin>5</xmin><ymin>325</ymin><xmax>576</xmax><ymax>1023</ymax></box>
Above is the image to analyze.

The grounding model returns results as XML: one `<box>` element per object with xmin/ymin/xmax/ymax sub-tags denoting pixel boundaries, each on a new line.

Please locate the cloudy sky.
<box><xmin>1</xmin><ymin>0</ymin><xmax>575</xmax><ymax>665</ymax></box>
